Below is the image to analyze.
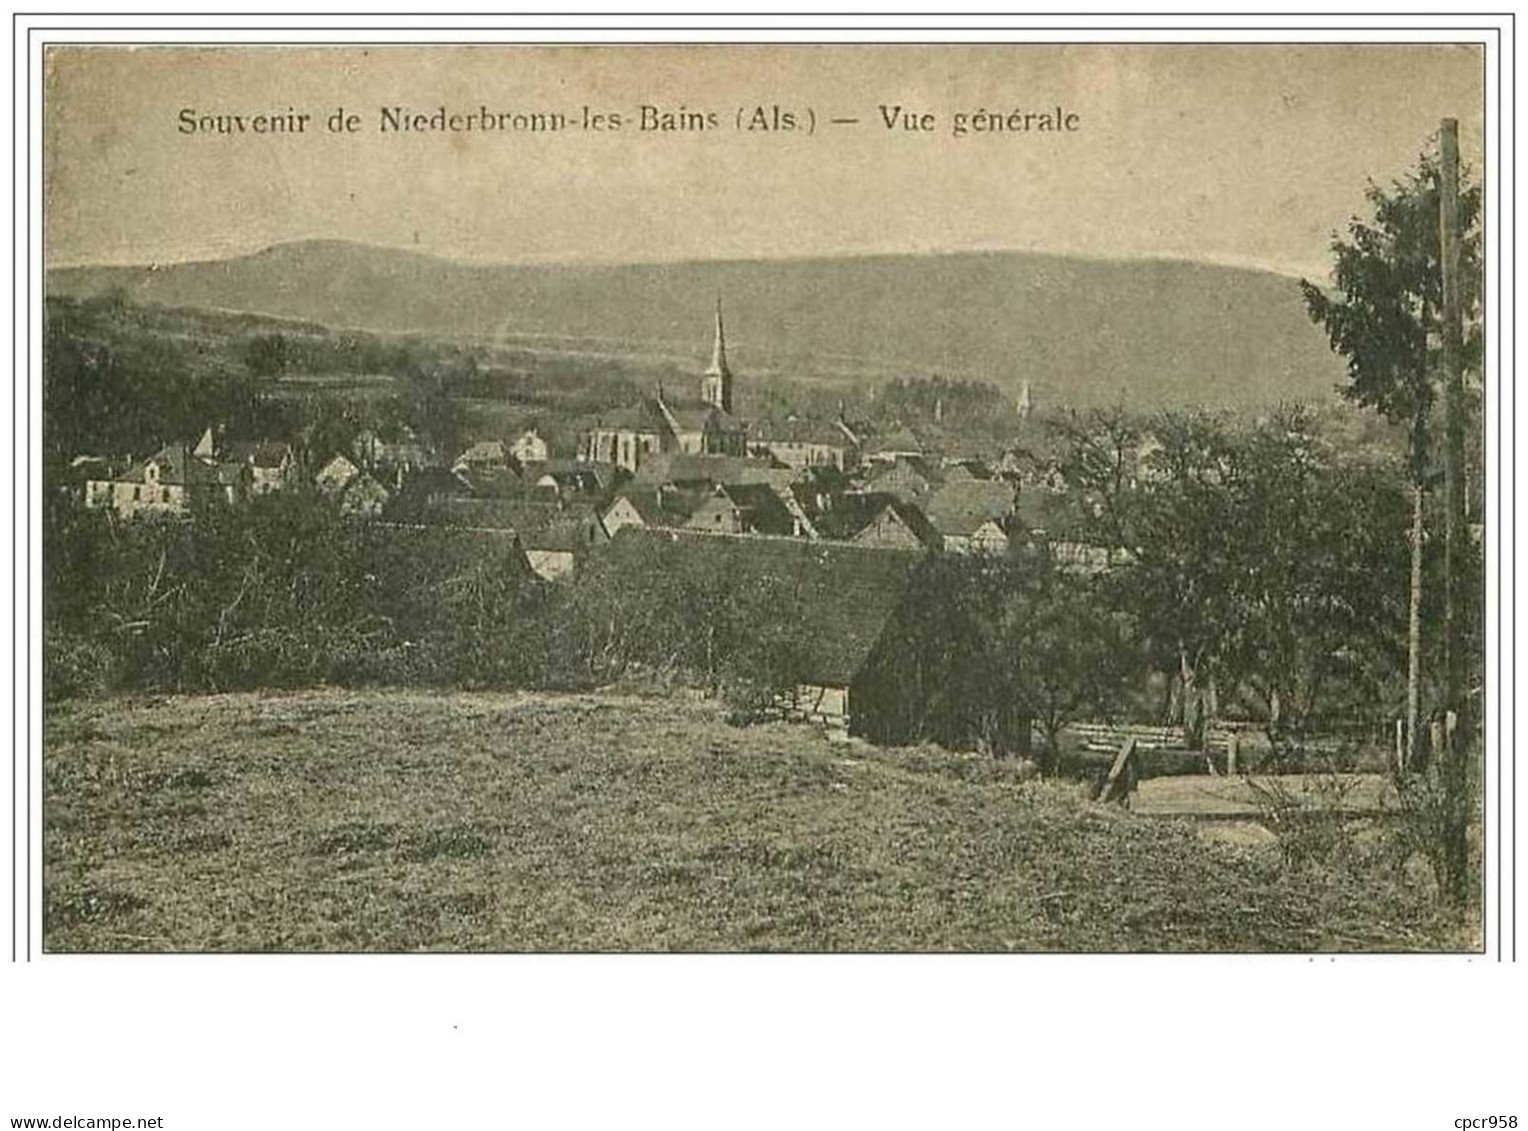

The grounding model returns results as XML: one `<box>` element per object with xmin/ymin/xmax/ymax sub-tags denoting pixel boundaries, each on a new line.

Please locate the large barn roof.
<box><xmin>595</xmin><ymin>528</ymin><xmax>927</xmax><ymax>686</ymax></box>
<box><xmin>923</xmin><ymin>480</ymin><xmax>1016</xmax><ymax>537</ymax></box>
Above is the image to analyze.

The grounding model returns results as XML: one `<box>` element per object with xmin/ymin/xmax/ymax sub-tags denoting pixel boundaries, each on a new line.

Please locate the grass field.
<box><xmin>42</xmin><ymin>688</ymin><xmax>1469</xmax><ymax>952</ymax></box>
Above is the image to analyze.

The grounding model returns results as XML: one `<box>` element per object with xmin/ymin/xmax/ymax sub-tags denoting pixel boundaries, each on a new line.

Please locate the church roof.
<box><xmin>588</xmin><ymin>402</ymin><xmax>666</xmax><ymax>433</ymax></box>
<box><xmin>660</xmin><ymin>397</ymin><xmax>743</xmax><ymax>435</ymax></box>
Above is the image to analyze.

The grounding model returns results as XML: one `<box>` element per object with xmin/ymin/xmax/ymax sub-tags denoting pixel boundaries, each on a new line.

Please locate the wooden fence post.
<box><xmin>1099</xmin><ymin>737</ymin><xmax>1139</xmax><ymax>805</ymax></box>
<box><xmin>1227</xmin><ymin>730</ymin><xmax>1240</xmax><ymax>775</ymax></box>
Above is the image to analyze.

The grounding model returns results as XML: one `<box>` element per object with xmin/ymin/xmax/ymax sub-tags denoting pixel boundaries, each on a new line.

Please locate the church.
<box><xmin>581</xmin><ymin>300</ymin><xmax>749</xmax><ymax>473</ymax></box>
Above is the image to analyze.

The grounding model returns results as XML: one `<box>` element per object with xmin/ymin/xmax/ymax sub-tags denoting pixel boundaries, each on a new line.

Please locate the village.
<box><xmin>70</xmin><ymin>300</ymin><xmax>1058</xmax><ymax>567</ymax></box>
<box><xmin>62</xmin><ymin>301</ymin><xmax>1118</xmax><ymax>724</ymax></box>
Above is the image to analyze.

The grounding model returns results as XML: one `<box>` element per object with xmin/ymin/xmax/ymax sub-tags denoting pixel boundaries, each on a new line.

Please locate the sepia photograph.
<box><xmin>38</xmin><ymin>41</ymin><xmax>1490</xmax><ymax>954</ymax></box>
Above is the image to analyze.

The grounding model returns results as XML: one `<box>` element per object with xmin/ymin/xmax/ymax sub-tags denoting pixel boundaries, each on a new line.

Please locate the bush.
<box><xmin>44</xmin><ymin>631</ymin><xmax>116</xmax><ymax>701</ymax></box>
<box><xmin>1388</xmin><ymin>753</ymin><xmax>1481</xmax><ymax>905</ymax></box>
<box><xmin>1245</xmin><ymin>770</ymin><xmax>1362</xmax><ymax>869</ymax></box>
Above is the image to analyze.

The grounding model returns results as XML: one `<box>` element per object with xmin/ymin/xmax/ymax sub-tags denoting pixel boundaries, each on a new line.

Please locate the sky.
<box><xmin>43</xmin><ymin>43</ymin><xmax>1485</xmax><ymax>279</ymax></box>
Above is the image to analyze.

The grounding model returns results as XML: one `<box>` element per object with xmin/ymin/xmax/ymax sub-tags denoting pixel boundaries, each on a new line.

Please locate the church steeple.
<box><xmin>701</xmin><ymin>296</ymin><xmax>733</xmax><ymax>413</ymax></box>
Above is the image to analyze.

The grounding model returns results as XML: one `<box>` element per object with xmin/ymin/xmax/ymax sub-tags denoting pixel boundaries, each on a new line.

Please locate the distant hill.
<box><xmin>46</xmin><ymin>240</ymin><xmax>1346</xmax><ymax>409</ymax></box>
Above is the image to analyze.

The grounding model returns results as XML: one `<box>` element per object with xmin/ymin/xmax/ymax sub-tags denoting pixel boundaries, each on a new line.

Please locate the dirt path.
<box><xmin>1131</xmin><ymin>774</ymin><xmax>1395</xmax><ymax>818</ymax></box>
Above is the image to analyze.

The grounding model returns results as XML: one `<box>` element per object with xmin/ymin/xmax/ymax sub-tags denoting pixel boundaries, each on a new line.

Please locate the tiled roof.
<box><xmin>608</xmin><ymin>487</ymin><xmax>689</xmax><ymax>528</ymax></box>
<box><xmin>318</xmin><ymin>454</ymin><xmax>359</xmax><ymax>482</ymax></box>
<box><xmin>587</xmin><ymin>402</ymin><xmax>666</xmax><ymax>432</ymax></box>
<box><xmin>660</xmin><ymin>397</ymin><xmax>743</xmax><ymax>434</ymax></box>
<box><xmin>595</xmin><ymin>528</ymin><xmax>925</xmax><ymax>686</ymax></box>
<box><xmin>719</xmin><ymin>482</ymin><xmax>799</xmax><ymax>537</ymax></box>
<box><xmin>755</xmin><ymin>416</ymin><xmax>855</xmax><ymax>448</ymax></box>
<box><xmin>864</xmin><ymin>425</ymin><xmax>924</xmax><ymax>455</ymax></box>
<box><xmin>811</xmin><ymin>492</ymin><xmax>940</xmax><ymax>549</ymax></box>
<box><xmin>870</xmin><ymin>499</ymin><xmax>942</xmax><ymax>549</ymax></box>
<box><xmin>1012</xmin><ymin>489</ymin><xmax>1092</xmax><ymax>540</ymax></box>
<box><xmin>523</xmin><ymin>459</ymin><xmax>616</xmax><ymax>493</ymax></box>
<box><xmin>126</xmin><ymin>444</ymin><xmax>227</xmax><ymax>487</ymax></box>
<box><xmin>518</xmin><ymin>508</ymin><xmax>609</xmax><ymax>552</ymax></box>
<box><xmin>923</xmin><ymin>480</ymin><xmax>1016</xmax><ymax>537</ymax></box>
<box><xmin>455</xmin><ymin>466</ymin><xmax>525</xmax><ymax>498</ymax></box>
<box><xmin>635</xmin><ymin>453</ymin><xmax>778</xmax><ymax>488</ymax></box>
<box><xmin>861</xmin><ymin>460</ymin><xmax>934</xmax><ymax>500</ymax></box>
<box><xmin>225</xmin><ymin>440</ymin><xmax>294</xmax><ymax>469</ymax></box>
<box><xmin>456</xmin><ymin>440</ymin><xmax>508</xmax><ymax>464</ymax></box>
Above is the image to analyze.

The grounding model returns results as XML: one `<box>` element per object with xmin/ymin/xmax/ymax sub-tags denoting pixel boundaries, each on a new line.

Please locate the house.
<box><xmin>353</xmin><ymin>427</ymin><xmax>433</xmax><ymax>480</ymax></box>
<box><xmin>922</xmin><ymin>479</ymin><xmax>1017</xmax><ymax>553</ymax></box>
<box><xmin>386</xmin><ymin>466</ymin><xmax>474</xmax><ymax>521</ymax></box>
<box><xmin>1013</xmin><ymin>489</ymin><xmax>1113</xmax><ymax>573</ymax></box>
<box><xmin>337</xmin><ymin>475</ymin><xmax>390</xmax><ymax>517</ymax></box>
<box><xmin>787</xmin><ymin>465</ymin><xmax>853</xmax><ymax>520</ymax></box>
<box><xmin>318</xmin><ymin>453</ymin><xmax>390</xmax><ymax>515</ymax></box>
<box><xmin>453</xmin><ymin>439</ymin><xmax>510</xmax><ymax>473</ymax></box>
<box><xmin>858</xmin><ymin>457</ymin><xmax>936</xmax><ymax>504</ymax></box>
<box><xmin>685</xmin><ymin>482</ymin><xmax>815</xmax><ymax>538</ymax></box>
<box><xmin>189</xmin><ymin>426</ymin><xmax>293</xmax><ymax>495</ymax></box>
<box><xmin>453</xmin><ymin>463</ymin><xmax>525</xmax><ymax>500</ymax></box>
<box><xmin>510</xmin><ymin>504</ymin><xmax>610</xmax><ymax>581</ymax></box>
<box><xmin>601</xmin><ymin>494</ymin><xmax>649</xmax><ymax>537</ymax></box>
<box><xmin>996</xmin><ymin>446</ymin><xmax>1061</xmax><ymax>489</ymax></box>
<box><xmin>316</xmin><ymin>453</ymin><xmax>361</xmax><ymax>495</ymax></box>
<box><xmin>750</xmin><ymin>414</ymin><xmax>859</xmax><ymax>471</ymax></box>
<box><xmin>510</xmin><ymin>428</ymin><xmax>549</xmax><ymax>464</ymax></box>
<box><xmin>851</xmin><ymin>499</ymin><xmax>942</xmax><ymax>551</ymax></box>
<box><xmin>862</xmin><ymin>424</ymin><xmax>925</xmax><ymax>465</ymax></box>
<box><xmin>592</xmin><ymin>528</ymin><xmax>928</xmax><ymax>730</ymax></box>
<box><xmin>600</xmin><ymin>489</ymin><xmax>687</xmax><ymax>537</ymax></box>
<box><xmin>224</xmin><ymin>439</ymin><xmax>295</xmax><ymax>494</ymax></box>
<box><xmin>808</xmin><ymin>491</ymin><xmax>941</xmax><ymax>552</ymax></box>
<box><xmin>84</xmin><ymin>442</ymin><xmax>245</xmax><ymax>518</ymax></box>
<box><xmin>65</xmin><ymin>455</ymin><xmax>116</xmax><ymax>503</ymax></box>
<box><xmin>940</xmin><ymin>457</ymin><xmax>997</xmax><ymax>481</ymax></box>
<box><xmin>528</xmin><ymin>459</ymin><xmax>617</xmax><ymax>499</ymax></box>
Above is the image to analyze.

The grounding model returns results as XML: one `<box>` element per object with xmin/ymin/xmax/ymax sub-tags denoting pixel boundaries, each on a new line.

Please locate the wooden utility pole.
<box><xmin>1438</xmin><ymin>118</ymin><xmax>1468</xmax><ymax>750</ymax></box>
<box><xmin>1405</xmin><ymin>482</ymin><xmax>1423</xmax><ymax>770</ymax></box>
<box><xmin>1437</xmin><ymin>117</ymin><xmax>1471</xmax><ymax>903</ymax></box>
